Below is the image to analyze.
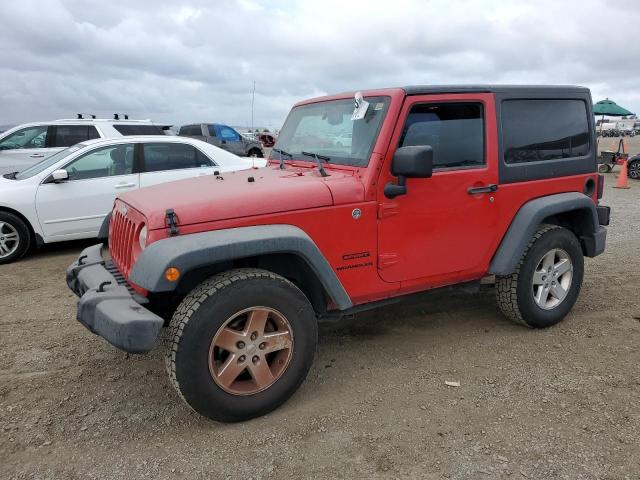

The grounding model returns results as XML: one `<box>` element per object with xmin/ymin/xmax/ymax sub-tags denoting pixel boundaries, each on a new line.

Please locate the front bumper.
<box><xmin>66</xmin><ymin>244</ymin><xmax>163</xmax><ymax>354</ymax></box>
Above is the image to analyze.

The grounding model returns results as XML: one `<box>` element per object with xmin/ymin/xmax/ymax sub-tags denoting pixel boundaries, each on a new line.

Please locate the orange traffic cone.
<box><xmin>613</xmin><ymin>160</ymin><xmax>630</xmax><ymax>189</ymax></box>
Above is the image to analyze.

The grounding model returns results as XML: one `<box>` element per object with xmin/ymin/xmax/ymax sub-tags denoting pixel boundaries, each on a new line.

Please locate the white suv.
<box><xmin>0</xmin><ymin>117</ymin><xmax>170</xmax><ymax>175</ymax></box>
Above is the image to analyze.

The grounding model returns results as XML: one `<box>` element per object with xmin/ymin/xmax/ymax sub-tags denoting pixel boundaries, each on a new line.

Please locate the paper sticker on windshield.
<box><xmin>374</xmin><ymin>102</ymin><xmax>384</xmax><ymax>110</ymax></box>
<box><xmin>351</xmin><ymin>91</ymin><xmax>369</xmax><ymax>121</ymax></box>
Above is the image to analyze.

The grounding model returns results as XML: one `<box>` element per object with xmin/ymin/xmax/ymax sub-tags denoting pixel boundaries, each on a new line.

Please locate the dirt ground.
<box><xmin>1</xmin><ymin>172</ymin><xmax>639</xmax><ymax>480</ymax></box>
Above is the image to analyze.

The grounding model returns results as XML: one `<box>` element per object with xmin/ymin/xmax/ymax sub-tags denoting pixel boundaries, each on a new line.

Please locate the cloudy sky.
<box><xmin>0</xmin><ymin>0</ymin><xmax>638</xmax><ymax>129</ymax></box>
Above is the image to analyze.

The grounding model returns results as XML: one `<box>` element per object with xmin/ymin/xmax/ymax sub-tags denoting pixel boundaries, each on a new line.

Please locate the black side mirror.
<box><xmin>384</xmin><ymin>145</ymin><xmax>433</xmax><ymax>198</ymax></box>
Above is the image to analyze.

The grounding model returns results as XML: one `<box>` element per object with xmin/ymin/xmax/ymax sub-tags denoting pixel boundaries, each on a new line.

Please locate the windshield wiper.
<box><xmin>272</xmin><ymin>148</ymin><xmax>293</xmax><ymax>170</ymax></box>
<box><xmin>2</xmin><ymin>172</ymin><xmax>18</xmax><ymax>180</ymax></box>
<box><xmin>301</xmin><ymin>151</ymin><xmax>330</xmax><ymax>177</ymax></box>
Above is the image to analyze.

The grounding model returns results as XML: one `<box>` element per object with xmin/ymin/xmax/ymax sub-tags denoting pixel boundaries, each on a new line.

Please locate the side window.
<box><xmin>218</xmin><ymin>126</ymin><xmax>240</xmax><ymax>141</ymax></box>
<box><xmin>207</xmin><ymin>125</ymin><xmax>217</xmax><ymax>137</ymax></box>
<box><xmin>179</xmin><ymin>125</ymin><xmax>202</xmax><ymax>136</ymax></box>
<box><xmin>53</xmin><ymin>125</ymin><xmax>100</xmax><ymax>147</ymax></box>
<box><xmin>64</xmin><ymin>144</ymin><xmax>135</xmax><ymax>180</ymax></box>
<box><xmin>399</xmin><ymin>103</ymin><xmax>485</xmax><ymax>169</ymax></box>
<box><xmin>113</xmin><ymin>125</ymin><xmax>164</xmax><ymax>135</ymax></box>
<box><xmin>142</xmin><ymin>143</ymin><xmax>213</xmax><ymax>172</ymax></box>
<box><xmin>502</xmin><ymin>100</ymin><xmax>590</xmax><ymax>164</ymax></box>
<box><xmin>0</xmin><ymin>125</ymin><xmax>48</xmax><ymax>150</ymax></box>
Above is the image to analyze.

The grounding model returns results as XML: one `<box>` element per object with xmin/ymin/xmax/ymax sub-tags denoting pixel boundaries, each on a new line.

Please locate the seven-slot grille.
<box><xmin>109</xmin><ymin>201</ymin><xmax>140</xmax><ymax>278</ymax></box>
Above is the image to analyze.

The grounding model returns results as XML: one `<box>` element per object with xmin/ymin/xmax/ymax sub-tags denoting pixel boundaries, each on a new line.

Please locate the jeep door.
<box><xmin>138</xmin><ymin>141</ymin><xmax>219</xmax><ymax>188</ymax></box>
<box><xmin>35</xmin><ymin>143</ymin><xmax>139</xmax><ymax>239</ymax></box>
<box><xmin>376</xmin><ymin>93</ymin><xmax>499</xmax><ymax>284</ymax></box>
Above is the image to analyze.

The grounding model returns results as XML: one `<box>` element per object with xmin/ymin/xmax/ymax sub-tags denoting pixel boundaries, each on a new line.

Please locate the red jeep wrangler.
<box><xmin>67</xmin><ymin>85</ymin><xmax>610</xmax><ymax>422</ymax></box>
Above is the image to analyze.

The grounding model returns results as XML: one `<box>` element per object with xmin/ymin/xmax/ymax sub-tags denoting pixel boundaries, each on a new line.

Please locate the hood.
<box><xmin>120</xmin><ymin>164</ymin><xmax>364</xmax><ymax>230</ymax></box>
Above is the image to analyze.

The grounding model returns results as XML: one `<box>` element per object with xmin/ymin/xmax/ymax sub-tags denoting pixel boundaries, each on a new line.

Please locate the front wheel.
<box><xmin>628</xmin><ymin>160</ymin><xmax>640</xmax><ymax>179</ymax></box>
<box><xmin>496</xmin><ymin>224</ymin><xmax>584</xmax><ymax>328</ymax></box>
<box><xmin>0</xmin><ymin>212</ymin><xmax>31</xmax><ymax>264</ymax></box>
<box><xmin>165</xmin><ymin>268</ymin><xmax>317</xmax><ymax>422</ymax></box>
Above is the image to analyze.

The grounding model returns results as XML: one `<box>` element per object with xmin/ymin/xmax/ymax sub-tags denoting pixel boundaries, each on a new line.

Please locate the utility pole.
<box><xmin>251</xmin><ymin>80</ymin><xmax>256</xmax><ymax>131</ymax></box>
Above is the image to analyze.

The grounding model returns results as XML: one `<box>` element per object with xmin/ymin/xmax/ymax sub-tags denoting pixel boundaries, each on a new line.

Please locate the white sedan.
<box><xmin>0</xmin><ymin>135</ymin><xmax>266</xmax><ymax>264</ymax></box>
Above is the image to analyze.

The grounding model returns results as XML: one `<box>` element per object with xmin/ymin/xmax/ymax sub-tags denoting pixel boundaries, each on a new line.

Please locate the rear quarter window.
<box><xmin>179</xmin><ymin>125</ymin><xmax>203</xmax><ymax>136</ymax></box>
<box><xmin>113</xmin><ymin>125</ymin><xmax>165</xmax><ymax>135</ymax></box>
<box><xmin>502</xmin><ymin>99</ymin><xmax>590</xmax><ymax>164</ymax></box>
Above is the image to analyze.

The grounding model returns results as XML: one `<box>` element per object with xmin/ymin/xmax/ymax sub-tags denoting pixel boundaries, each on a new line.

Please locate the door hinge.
<box><xmin>378</xmin><ymin>253</ymin><xmax>398</xmax><ymax>269</ymax></box>
<box><xmin>165</xmin><ymin>208</ymin><xmax>180</xmax><ymax>236</ymax></box>
<box><xmin>377</xmin><ymin>202</ymin><xmax>399</xmax><ymax>219</ymax></box>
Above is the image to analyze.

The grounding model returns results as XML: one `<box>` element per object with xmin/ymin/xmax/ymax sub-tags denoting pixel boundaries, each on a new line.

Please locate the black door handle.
<box><xmin>468</xmin><ymin>184</ymin><xmax>498</xmax><ymax>194</ymax></box>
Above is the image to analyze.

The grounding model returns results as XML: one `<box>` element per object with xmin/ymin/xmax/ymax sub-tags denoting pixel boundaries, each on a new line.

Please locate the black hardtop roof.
<box><xmin>402</xmin><ymin>85</ymin><xmax>590</xmax><ymax>96</ymax></box>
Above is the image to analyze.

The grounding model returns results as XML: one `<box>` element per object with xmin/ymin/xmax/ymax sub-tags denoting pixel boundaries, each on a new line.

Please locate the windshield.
<box><xmin>15</xmin><ymin>145</ymin><xmax>85</xmax><ymax>180</ymax></box>
<box><xmin>271</xmin><ymin>96</ymin><xmax>390</xmax><ymax>167</ymax></box>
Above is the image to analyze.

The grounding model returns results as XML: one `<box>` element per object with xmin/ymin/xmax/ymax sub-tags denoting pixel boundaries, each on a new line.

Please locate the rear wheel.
<box><xmin>165</xmin><ymin>268</ymin><xmax>317</xmax><ymax>422</ymax></box>
<box><xmin>628</xmin><ymin>160</ymin><xmax>640</xmax><ymax>179</ymax></box>
<box><xmin>0</xmin><ymin>212</ymin><xmax>31</xmax><ymax>264</ymax></box>
<box><xmin>248</xmin><ymin>148</ymin><xmax>263</xmax><ymax>158</ymax></box>
<box><xmin>496</xmin><ymin>224</ymin><xmax>584</xmax><ymax>328</ymax></box>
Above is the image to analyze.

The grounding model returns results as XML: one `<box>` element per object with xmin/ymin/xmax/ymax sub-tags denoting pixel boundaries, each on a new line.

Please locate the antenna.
<box><xmin>251</xmin><ymin>80</ymin><xmax>255</xmax><ymax>131</ymax></box>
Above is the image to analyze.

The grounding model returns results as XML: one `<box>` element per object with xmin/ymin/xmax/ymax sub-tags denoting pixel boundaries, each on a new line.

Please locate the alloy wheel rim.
<box><xmin>0</xmin><ymin>222</ymin><xmax>19</xmax><ymax>258</ymax></box>
<box><xmin>208</xmin><ymin>307</ymin><xmax>294</xmax><ymax>395</ymax></box>
<box><xmin>532</xmin><ymin>248</ymin><xmax>573</xmax><ymax>310</ymax></box>
<box><xmin>629</xmin><ymin>162</ymin><xmax>639</xmax><ymax>179</ymax></box>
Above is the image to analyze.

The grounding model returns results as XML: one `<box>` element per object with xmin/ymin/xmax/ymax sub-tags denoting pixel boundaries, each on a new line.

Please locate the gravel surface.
<box><xmin>1</xmin><ymin>174</ymin><xmax>639</xmax><ymax>479</ymax></box>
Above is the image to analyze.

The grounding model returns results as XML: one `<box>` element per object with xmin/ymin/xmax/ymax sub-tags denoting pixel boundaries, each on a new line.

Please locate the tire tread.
<box><xmin>164</xmin><ymin>268</ymin><xmax>299</xmax><ymax>408</ymax></box>
<box><xmin>495</xmin><ymin>223</ymin><xmax>560</xmax><ymax>327</ymax></box>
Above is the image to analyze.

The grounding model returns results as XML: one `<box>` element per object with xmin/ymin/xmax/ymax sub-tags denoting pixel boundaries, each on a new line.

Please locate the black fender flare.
<box><xmin>488</xmin><ymin>192</ymin><xmax>601</xmax><ymax>276</ymax></box>
<box><xmin>129</xmin><ymin>224</ymin><xmax>353</xmax><ymax>310</ymax></box>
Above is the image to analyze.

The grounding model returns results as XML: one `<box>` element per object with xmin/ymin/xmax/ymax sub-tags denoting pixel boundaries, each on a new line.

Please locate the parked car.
<box><xmin>179</xmin><ymin>123</ymin><xmax>264</xmax><ymax>157</ymax></box>
<box><xmin>0</xmin><ymin>136</ymin><xmax>265</xmax><ymax>263</ymax></box>
<box><xmin>0</xmin><ymin>117</ymin><xmax>171</xmax><ymax>175</ymax></box>
<box><xmin>627</xmin><ymin>153</ymin><xmax>640</xmax><ymax>179</ymax></box>
<box><xmin>67</xmin><ymin>85</ymin><xmax>608</xmax><ymax>422</ymax></box>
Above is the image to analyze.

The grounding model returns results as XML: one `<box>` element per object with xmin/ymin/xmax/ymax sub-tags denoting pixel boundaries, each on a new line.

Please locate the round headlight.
<box><xmin>139</xmin><ymin>225</ymin><xmax>147</xmax><ymax>250</ymax></box>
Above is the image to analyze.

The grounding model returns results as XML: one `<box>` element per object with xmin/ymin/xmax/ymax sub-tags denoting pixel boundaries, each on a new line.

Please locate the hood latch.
<box><xmin>165</xmin><ymin>208</ymin><xmax>180</xmax><ymax>236</ymax></box>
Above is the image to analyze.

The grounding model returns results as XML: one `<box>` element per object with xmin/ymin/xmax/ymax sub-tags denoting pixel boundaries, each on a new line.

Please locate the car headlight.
<box><xmin>139</xmin><ymin>225</ymin><xmax>147</xmax><ymax>250</ymax></box>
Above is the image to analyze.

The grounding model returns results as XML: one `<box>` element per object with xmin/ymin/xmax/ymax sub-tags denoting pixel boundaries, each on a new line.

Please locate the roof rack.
<box><xmin>55</xmin><ymin>116</ymin><xmax>153</xmax><ymax>123</ymax></box>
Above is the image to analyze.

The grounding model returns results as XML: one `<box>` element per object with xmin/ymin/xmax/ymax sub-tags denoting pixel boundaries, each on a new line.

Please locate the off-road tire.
<box><xmin>164</xmin><ymin>268</ymin><xmax>317</xmax><ymax>422</ymax></box>
<box><xmin>0</xmin><ymin>212</ymin><xmax>31</xmax><ymax>265</ymax></box>
<box><xmin>496</xmin><ymin>224</ymin><xmax>584</xmax><ymax>328</ymax></box>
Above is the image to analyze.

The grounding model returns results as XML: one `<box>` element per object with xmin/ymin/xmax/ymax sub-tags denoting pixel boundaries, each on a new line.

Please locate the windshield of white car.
<box><xmin>270</xmin><ymin>96</ymin><xmax>390</xmax><ymax>167</ymax></box>
<box><xmin>15</xmin><ymin>145</ymin><xmax>85</xmax><ymax>180</ymax></box>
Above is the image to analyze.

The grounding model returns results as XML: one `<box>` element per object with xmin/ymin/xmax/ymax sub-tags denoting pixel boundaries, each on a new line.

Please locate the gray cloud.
<box><xmin>0</xmin><ymin>0</ymin><xmax>639</xmax><ymax>129</ymax></box>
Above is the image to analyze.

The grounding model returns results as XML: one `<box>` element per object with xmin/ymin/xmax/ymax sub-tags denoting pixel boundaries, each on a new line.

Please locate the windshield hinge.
<box><xmin>377</xmin><ymin>202</ymin><xmax>399</xmax><ymax>219</ymax></box>
<box><xmin>165</xmin><ymin>209</ymin><xmax>180</xmax><ymax>236</ymax></box>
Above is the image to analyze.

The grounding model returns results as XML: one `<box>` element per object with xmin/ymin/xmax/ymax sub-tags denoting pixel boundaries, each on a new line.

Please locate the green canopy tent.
<box><xmin>593</xmin><ymin>98</ymin><xmax>634</xmax><ymax>137</ymax></box>
<box><xmin>593</xmin><ymin>98</ymin><xmax>633</xmax><ymax>117</ymax></box>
